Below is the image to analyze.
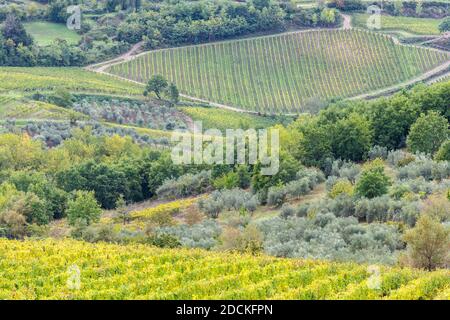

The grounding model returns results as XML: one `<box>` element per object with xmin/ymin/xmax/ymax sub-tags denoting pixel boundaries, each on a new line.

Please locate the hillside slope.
<box><xmin>0</xmin><ymin>239</ymin><xmax>448</xmax><ymax>300</ymax></box>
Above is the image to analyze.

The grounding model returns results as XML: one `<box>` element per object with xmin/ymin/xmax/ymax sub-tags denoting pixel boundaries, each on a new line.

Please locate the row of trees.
<box><xmin>280</xmin><ymin>81</ymin><xmax>449</xmax><ymax>170</ymax></box>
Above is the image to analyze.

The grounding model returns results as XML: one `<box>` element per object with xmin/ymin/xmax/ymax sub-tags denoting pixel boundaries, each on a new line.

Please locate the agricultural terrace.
<box><xmin>0</xmin><ymin>68</ymin><xmax>142</xmax><ymax>96</ymax></box>
<box><xmin>178</xmin><ymin>106</ymin><xmax>288</xmax><ymax>131</ymax></box>
<box><xmin>106</xmin><ymin>29</ymin><xmax>449</xmax><ymax>114</ymax></box>
<box><xmin>1</xmin><ymin>239</ymin><xmax>449</xmax><ymax>300</ymax></box>
<box><xmin>352</xmin><ymin>14</ymin><xmax>444</xmax><ymax>35</ymax></box>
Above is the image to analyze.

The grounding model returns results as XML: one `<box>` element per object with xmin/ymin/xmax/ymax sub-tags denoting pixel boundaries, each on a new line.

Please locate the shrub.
<box><xmin>328</xmin><ymin>179</ymin><xmax>354</xmax><ymax>199</ymax></box>
<box><xmin>157</xmin><ymin>220</ymin><xmax>221</xmax><ymax>249</ymax></box>
<box><xmin>156</xmin><ymin>171</ymin><xmax>212</xmax><ymax>199</ymax></box>
<box><xmin>267</xmin><ymin>186</ymin><xmax>287</xmax><ymax>207</ymax></box>
<box><xmin>368</xmin><ymin>145</ymin><xmax>388</xmax><ymax>160</ymax></box>
<box><xmin>435</xmin><ymin>140</ymin><xmax>450</xmax><ymax>161</ymax></box>
<box><xmin>355</xmin><ymin>161</ymin><xmax>391</xmax><ymax>198</ymax></box>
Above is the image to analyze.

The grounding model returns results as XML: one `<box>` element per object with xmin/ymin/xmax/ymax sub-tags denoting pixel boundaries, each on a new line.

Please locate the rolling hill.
<box><xmin>106</xmin><ymin>29</ymin><xmax>449</xmax><ymax>114</ymax></box>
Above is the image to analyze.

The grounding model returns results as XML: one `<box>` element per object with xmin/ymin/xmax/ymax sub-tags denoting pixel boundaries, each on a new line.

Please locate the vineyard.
<box><xmin>106</xmin><ymin>29</ymin><xmax>449</xmax><ymax>114</ymax></box>
<box><xmin>0</xmin><ymin>68</ymin><xmax>142</xmax><ymax>96</ymax></box>
<box><xmin>0</xmin><ymin>239</ymin><xmax>448</xmax><ymax>300</ymax></box>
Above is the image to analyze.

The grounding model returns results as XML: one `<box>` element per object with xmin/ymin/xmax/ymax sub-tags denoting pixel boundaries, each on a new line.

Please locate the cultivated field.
<box><xmin>1</xmin><ymin>239</ymin><xmax>449</xmax><ymax>300</ymax></box>
<box><xmin>0</xmin><ymin>67</ymin><xmax>142</xmax><ymax>95</ymax></box>
<box><xmin>106</xmin><ymin>30</ymin><xmax>449</xmax><ymax>114</ymax></box>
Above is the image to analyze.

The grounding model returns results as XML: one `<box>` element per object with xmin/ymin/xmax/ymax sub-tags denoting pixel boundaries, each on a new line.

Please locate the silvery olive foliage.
<box><xmin>72</xmin><ymin>98</ymin><xmax>188</xmax><ymax>130</ymax></box>
<box><xmin>156</xmin><ymin>220</ymin><xmax>221</xmax><ymax>249</ymax></box>
<box><xmin>2</xmin><ymin>120</ymin><xmax>170</xmax><ymax>148</ymax></box>
<box><xmin>258</xmin><ymin>214</ymin><xmax>402</xmax><ymax>264</ymax></box>
<box><xmin>267</xmin><ymin>167</ymin><xmax>325</xmax><ymax>206</ymax></box>
<box><xmin>157</xmin><ymin>171</ymin><xmax>212</xmax><ymax>199</ymax></box>
<box><xmin>198</xmin><ymin>188</ymin><xmax>260</xmax><ymax>218</ymax></box>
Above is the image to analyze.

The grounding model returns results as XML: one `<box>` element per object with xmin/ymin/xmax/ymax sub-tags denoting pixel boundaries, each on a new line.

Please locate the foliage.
<box><xmin>66</xmin><ymin>191</ymin><xmax>102</xmax><ymax>226</ymax></box>
<box><xmin>2</xmin><ymin>239</ymin><xmax>448</xmax><ymax>299</ymax></box>
<box><xmin>435</xmin><ymin>140</ymin><xmax>450</xmax><ymax>161</ymax></box>
<box><xmin>144</xmin><ymin>75</ymin><xmax>168</xmax><ymax>100</ymax></box>
<box><xmin>355</xmin><ymin>160</ymin><xmax>391</xmax><ymax>199</ymax></box>
<box><xmin>407</xmin><ymin>112</ymin><xmax>448</xmax><ymax>155</ymax></box>
<box><xmin>329</xmin><ymin>179</ymin><xmax>354</xmax><ymax>199</ymax></box>
<box><xmin>156</xmin><ymin>171</ymin><xmax>212</xmax><ymax>199</ymax></box>
<box><xmin>198</xmin><ymin>188</ymin><xmax>260</xmax><ymax>218</ymax></box>
<box><xmin>403</xmin><ymin>215</ymin><xmax>449</xmax><ymax>270</ymax></box>
<box><xmin>259</xmin><ymin>214</ymin><xmax>402</xmax><ymax>264</ymax></box>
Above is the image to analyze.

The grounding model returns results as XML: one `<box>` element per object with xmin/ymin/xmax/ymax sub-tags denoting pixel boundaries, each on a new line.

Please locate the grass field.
<box><xmin>107</xmin><ymin>29</ymin><xmax>449</xmax><ymax>114</ymax></box>
<box><xmin>0</xmin><ymin>239</ymin><xmax>449</xmax><ymax>300</ymax></box>
<box><xmin>0</xmin><ymin>68</ymin><xmax>143</xmax><ymax>96</ymax></box>
<box><xmin>24</xmin><ymin>22</ymin><xmax>82</xmax><ymax>46</ymax></box>
<box><xmin>352</xmin><ymin>14</ymin><xmax>444</xmax><ymax>35</ymax></box>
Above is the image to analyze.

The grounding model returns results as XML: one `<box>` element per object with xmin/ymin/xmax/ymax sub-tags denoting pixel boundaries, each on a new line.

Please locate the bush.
<box><xmin>329</xmin><ymin>179</ymin><xmax>354</xmax><ymax>199</ymax></box>
<box><xmin>435</xmin><ymin>140</ymin><xmax>450</xmax><ymax>161</ymax></box>
<box><xmin>258</xmin><ymin>215</ymin><xmax>401</xmax><ymax>264</ymax></box>
<box><xmin>267</xmin><ymin>186</ymin><xmax>287</xmax><ymax>207</ymax></box>
<box><xmin>355</xmin><ymin>161</ymin><xmax>391</xmax><ymax>199</ymax></box>
<box><xmin>368</xmin><ymin>145</ymin><xmax>388</xmax><ymax>160</ymax></box>
<box><xmin>198</xmin><ymin>189</ymin><xmax>260</xmax><ymax>218</ymax></box>
<box><xmin>157</xmin><ymin>170</ymin><xmax>212</xmax><ymax>199</ymax></box>
<box><xmin>146</xmin><ymin>233</ymin><xmax>181</xmax><ymax>248</ymax></box>
<box><xmin>157</xmin><ymin>220</ymin><xmax>221</xmax><ymax>249</ymax></box>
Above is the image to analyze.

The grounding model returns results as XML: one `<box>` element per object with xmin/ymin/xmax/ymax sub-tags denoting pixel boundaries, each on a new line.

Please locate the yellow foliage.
<box><xmin>130</xmin><ymin>198</ymin><xmax>197</xmax><ymax>220</ymax></box>
<box><xmin>0</xmin><ymin>239</ymin><xmax>447</xmax><ymax>300</ymax></box>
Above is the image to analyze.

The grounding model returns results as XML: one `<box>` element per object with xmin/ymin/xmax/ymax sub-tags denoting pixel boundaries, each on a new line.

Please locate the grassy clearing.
<box><xmin>352</xmin><ymin>14</ymin><xmax>444</xmax><ymax>35</ymax></box>
<box><xmin>24</xmin><ymin>22</ymin><xmax>82</xmax><ymax>46</ymax></box>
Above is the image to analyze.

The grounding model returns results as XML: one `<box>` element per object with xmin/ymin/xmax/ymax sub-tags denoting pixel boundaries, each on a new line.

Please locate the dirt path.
<box><xmin>86</xmin><ymin>41</ymin><xmax>144</xmax><ymax>72</ymax></box>
<box><xmin>348</xmin><ymin>60</ymin><xmax>450</xmax><ymax>100</ymax></box>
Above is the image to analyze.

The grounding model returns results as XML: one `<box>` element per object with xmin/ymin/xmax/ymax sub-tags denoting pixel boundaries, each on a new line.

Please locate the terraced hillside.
<box><xmin>0</xmin><ymin>67</ymin><xmax>142</xmax><ymax>96</ymax></box>
<box><xmin>0</xmin><ymin>239</ymin><xmax>448</xmax><ymax>300</ymax></box>
<box><xmin>106</xmin><ymin>29</ymin><xmax>449</xmax><ymax>114</ymax></box>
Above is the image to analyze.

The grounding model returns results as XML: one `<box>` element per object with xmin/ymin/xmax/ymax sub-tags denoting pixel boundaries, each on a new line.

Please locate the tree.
<box><xmin>407</xmin><ymin>112</ymin><xmax>448</xmax><ymax>155</ymax></box>
<box><xmin>115</xmin><ymin>194</ymin><xmax>129</xmax><ymax>225</ymax></box>
<box><xmin>168</xmin><ymin>82</ymin><xmax>179</xmax><ymax>104</ymax></box>
<box><xmin>435</xmin><ymin>140</ymin><xmax>450</xmax><ymax>161</ymax></box>
<box><xmin>331</xmin><ymin>113</ymin><xmax>373</xmax><ymax>161</ymax></box>
<box><xmin>1</xmin><ymin>14</ymin><xmax>33</xmax><ymax>47</ymax></box>
<box><xmin>439</xmin><ymin>17</ymin><xmax>450</xmax><ymax>33</ymax></box>
<box><xmin>144</xmin><ymin>75</ymin><xmax>168</xmax><ymax>99</ymax></box>
<box><xmin>66</xmin><ymin>190</ymin><xmax>102</xmax><ymax>226</ymax></box>
<box><xmin>355</xmin><ymin>160</ymin><xmax>391</xmax><ymax>199</ymax></box>
<box><xmin>403</xmin><ymin>215</ymin><xmax>449</xmax><ymax>270</ymax></box>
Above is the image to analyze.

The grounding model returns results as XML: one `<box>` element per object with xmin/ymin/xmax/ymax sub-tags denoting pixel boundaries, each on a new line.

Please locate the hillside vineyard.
<box><xmin>107</xmin><ymin>29</ymin><xmax>449</xmax><ymax>114</ymax></box>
